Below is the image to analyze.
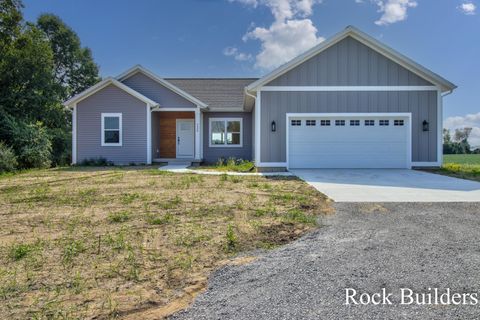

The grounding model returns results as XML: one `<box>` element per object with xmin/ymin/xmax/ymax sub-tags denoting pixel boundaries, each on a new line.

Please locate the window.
<box><xmin>291</xmin><ymin>120</ymin><xmax>301</xmax><ymax>126</ymax></box>
<box><xmin>394</xmin><ymin>119</ymin><xmax>404</xmax><ymax>126</ymax></box>
<box><xmin>101</xmin><ymin>113</ymin><xmax>122</xmax><ymax>146</ymax></box>
<box><xmin>350</xmin><ymin>120</ymin><xmax>360</xmax><ymax>126</ymax></box>
<box><xmin>306</xmin><ymin>120</ymin><xmax>316</xmax><ymax>126</ymax></box>
<box><xmin>335</xmin><ymin>120</ymin><xmax>345</xmax><ymax>126</ymax></box>
<box><xmin>210</xmin><ymin>118</ymin><xmax>242</xmax><ymax>147</ymax></box>
<box><xmin>365</xmin><ymin>120</ymin><xmax>375</xmax><ymax>126</ymax></box>
<box><xmin>320</xmin><ymin>120</ymin><xmax>331</xmax><ymax>126</ymax></box>
<box><xmin>379</xmin><ymin>120</ymin><xmax>389</xmax><ymax>126</ymax></box>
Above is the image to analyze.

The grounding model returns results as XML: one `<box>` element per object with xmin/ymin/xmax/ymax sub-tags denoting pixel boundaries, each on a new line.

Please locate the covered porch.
<box><xmin>150</xmin><ymin>108</ymin><xmax>202</xmax><ymax>164</ymax></box>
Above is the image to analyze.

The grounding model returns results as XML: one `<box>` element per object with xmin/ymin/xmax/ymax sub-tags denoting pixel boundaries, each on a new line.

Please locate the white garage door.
<box><xmin>288</xmin><ymin>114</ymin><xmax>410</xmax><ymax>169</ymax></box>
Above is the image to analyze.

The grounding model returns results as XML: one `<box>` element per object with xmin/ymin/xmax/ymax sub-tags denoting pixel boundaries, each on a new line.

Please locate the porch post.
<box><xmin>194</xmin><ymin>106</ymin><xmax>201</xmax><ymax>160</ymax></box>
<box><xmin>146</xmin><ymin>103</ymin><xmax>152</xmax><ymax>164</ymax></box>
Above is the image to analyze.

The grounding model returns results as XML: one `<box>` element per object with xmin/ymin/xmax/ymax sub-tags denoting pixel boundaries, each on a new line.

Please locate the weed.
<box><xmin>145</xmin><ymin>212</ymin><xmax>174</xmax><ymax>225</ymax></box>
<box><xmin>108</xmin><ymin>210</ymin><xmax>131</xmax><ymax>223</ymax></box>
<box><xmin>104</xmin><ymin>229</ymin><xmax>129</xmax><ymax>251</ymax></box>
<box><xmin>62</xmin><ymin>239</ymin><xmax>86</xmax><ymax>265</ymax></box>
<box><xmin>8</xmin><ymin>243</ymin><xmax>37</xmax><ymax>261</ymax></box>
<box><xmin>225</xmin><ymin>224</ymin><xmax>238</xmax><ymax>252</ymax></box>
<box><xmin>283</xmin><ymin>209</ymin><xmax>317</xmax><ymax>225</ymax></box>
<box><xmin>160</xmin><ymin>195</ymin><xmax>182</xmax><ymax>209</ymax></box>
<box><xmin>121</xmin><ymin>192</ymin><xmax>140</xmax><ymax>204</ymax></box>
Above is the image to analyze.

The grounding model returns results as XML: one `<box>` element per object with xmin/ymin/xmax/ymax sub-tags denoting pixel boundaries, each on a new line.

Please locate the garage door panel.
<box><xmin>288</xmin><ymin>115</ymin><xmax>409</xmax><ymax>169</ymax></box>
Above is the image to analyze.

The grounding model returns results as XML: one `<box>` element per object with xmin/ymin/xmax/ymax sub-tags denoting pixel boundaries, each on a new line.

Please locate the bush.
<box><xmin>0</xmin><ymin>142</ymin><xmax>18</xmax><ymax>173</ymax></box>
<box><xmin>48</xmin><ymin>127</ymin><xmax>71</xmax><ymax>166</ymax></box>
<box><xmin>80</xmin><ymin>157</ymin><xmax>113</xmax><ymax>166</ymax></box>
<box><xmin>11</xmin><ymin>121</ymin><xmax>52</xmax><ymax>169</ymax></box>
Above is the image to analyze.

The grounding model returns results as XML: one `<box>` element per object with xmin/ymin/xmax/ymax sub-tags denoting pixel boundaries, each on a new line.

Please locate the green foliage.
<box><xmin>0</xmin><ymin>2</ymin><xmax>99</xmax><ymax>170</ymax></box>
<box><xmin>225</xmin><ymin>224</ymin><xmax>238</xmax><ymax>252</ymax></box>
<box><xmin>108</xmin><ymin>210</ymin><xmax>131</xmax><ymax>223</ymax></box>
<box><xmin>79</xmin><ymin>157</ymin><xmax>113</xmax><ymax>166</ymax></box>
<box><xmin>0</xmin><ymin>141</ymin><xmax>17</xmax><ymax>173</ymax></box>
<box><xmin>443</xmin><ymin>128</ymin><xmax>472</xmax><ymax>155</ymax></box>
<box><xmin>8</xmin><ymin>243</ymin><xmax>34</xmax><ymax>261</ymax></box>
<box><xmin>213</xmin><ymin>157</ymin><xmax>255</xmax><ymax>172</ymax></box>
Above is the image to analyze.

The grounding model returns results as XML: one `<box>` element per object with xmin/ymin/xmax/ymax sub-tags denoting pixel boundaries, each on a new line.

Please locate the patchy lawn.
<box><xmin>0</xmin><ymin>167</ymin><xmax>330</xmax><ymax>319</ymax></box>
<box><xmin>425</xmin><ymin>154</ymin><xmax>480</xmax><ymax>182</ymax></box>
<box><xmin>193</xmin><ymin>159</ymin><xmax>255</xmax><ymax>173</ymax></box>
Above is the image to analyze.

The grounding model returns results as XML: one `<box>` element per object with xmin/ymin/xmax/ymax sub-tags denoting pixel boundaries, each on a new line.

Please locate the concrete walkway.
<box><xmin>291</xmin><ymin>169</ymin><xmax>480</xmax><ymax>202</ymax></box>
<box><xmin>159</xmin><ymin>165</ymin><xmax>293</xmax><ymax>176</ymax></box>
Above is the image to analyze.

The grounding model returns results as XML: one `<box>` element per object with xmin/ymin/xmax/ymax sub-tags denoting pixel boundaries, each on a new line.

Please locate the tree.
<box><xmin>443</xmin><ymin>128</ymin><xmax>472</xmax><ymax>154</ymax></box>
<box><xmin>37</xmin><ymin>14</ymin><xmax>99</xmax><ymax>101</ymax></box>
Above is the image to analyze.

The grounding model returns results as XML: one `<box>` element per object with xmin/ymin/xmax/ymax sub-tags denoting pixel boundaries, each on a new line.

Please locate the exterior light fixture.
<box><xmin>422</xmin><ymin>120</ymin><xmax>429</xmax><ymax>132</ymax></box>
<box><xmin>271</xmin><ymin>121</ymin><xmax>276</xmax><ymax>132</ymax></box>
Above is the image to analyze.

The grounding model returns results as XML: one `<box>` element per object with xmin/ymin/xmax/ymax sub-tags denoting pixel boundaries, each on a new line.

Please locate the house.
<box><xmin>64</xmin><ymin>26</ymin><xmax>456</xmax><ymax>170</ymax></box>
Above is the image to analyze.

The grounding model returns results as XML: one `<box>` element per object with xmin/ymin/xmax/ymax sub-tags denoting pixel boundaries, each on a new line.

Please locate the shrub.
<box><xmin>80</xmin><ymin>157</ymin><xmax>113</xmax><ymax>166</ymax></box>
<box><xmin>0</xmin><ymin>142</ymin><xmax>17</xmax><ymax>173</ymax></box>
<box><xmin>11</xmin><ymin>121</ymin><xmax>52</xmax><ymax>169</ymax></box>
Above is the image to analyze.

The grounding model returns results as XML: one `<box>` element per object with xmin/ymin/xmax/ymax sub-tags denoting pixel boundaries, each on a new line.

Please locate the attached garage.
<box><xmin>287</xmin><ymin>113</ymin><xmax>411</xmax><ymax>169</ymax></box>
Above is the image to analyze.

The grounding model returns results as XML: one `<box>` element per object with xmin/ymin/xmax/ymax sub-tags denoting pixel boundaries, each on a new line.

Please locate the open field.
<box><xmin>0</xmin><ymin>167</ymin><xmax>330</xmax><ymax>319</ymax></box>
<box><xmin>431</xmin><ymin>154</ymin><xmax>480</xmax><ymax>182</ymax></box>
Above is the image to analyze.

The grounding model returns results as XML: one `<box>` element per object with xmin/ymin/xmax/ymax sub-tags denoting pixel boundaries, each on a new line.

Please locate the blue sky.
<box><xmin>23</xmin><ymin>0</ymin><xmax>480</xmax><ymax>145</ymax></box>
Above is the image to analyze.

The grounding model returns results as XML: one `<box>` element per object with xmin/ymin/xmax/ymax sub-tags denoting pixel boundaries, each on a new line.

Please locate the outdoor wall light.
<box><xmin>271</xmin><ymin>121</ymin><xmax>276</xmax><ymax>132</ymax></box>
<box><xmin>422</xmin><ymin>120</ymin><xmax>429</xmax><ymax>132</ymax></box>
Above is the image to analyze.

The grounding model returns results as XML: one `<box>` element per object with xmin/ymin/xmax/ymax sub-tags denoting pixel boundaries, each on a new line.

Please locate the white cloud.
<box><xmin>374</xmin><ymin>0</ymin><xmax>418</xmax><ymax>25</ymax></box>
<box><xmin>222</xmin><ymin>46</ymin><xmax>252</xmax><ymax>61</ymax></box>
<box><xmin>444</xmin><ymin>112</ymin><xmax>480</xmax><ymax>148</ymax></box>
<box><xmin>458</xmin><ymin>2</ymin><xmax>476</xmax><ymax>15</ymax></box>
<box><xmin>230</xmin><ymin>0</ymin><xmax>324</xmax><ymax>70</ymax></box>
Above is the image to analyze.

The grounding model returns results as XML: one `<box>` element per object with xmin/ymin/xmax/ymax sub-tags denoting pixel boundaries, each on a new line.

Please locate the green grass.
<box><xmin>443</xmin><ymin>154</ymin><xmax>480</xmax><ymax>165</ymax></box>
<box><xmin>194</xmin><ymin>159</ymin><xmax>255</xmax><ymax>173</ymax></box>
<box><xmin>430</xmin><ymin>154</ymin><xmax>480</xmax><ymax>182</ymax></box>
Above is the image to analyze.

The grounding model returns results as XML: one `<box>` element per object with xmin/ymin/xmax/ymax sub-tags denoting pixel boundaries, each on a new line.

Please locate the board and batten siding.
<box><xmin>260</xmin><ymin>91</ymin><xmax>438</xmax><ymax>164</ymax></box>
<box><xmin>122</xmin><ymin>72</ymin><xmax>196</xmax><ymax>108</ymax></box>
<box><xmin>76</xmin><ymin>84</ymin><xmax>148</xmax><ymax>164</ymax></box>
<box><xmin>202</xmin><ymin>112</ymin><xmax>252</xmax><ymax>163</ymax></box>
<box><xmin>267</xmin><ymin>36</ymin><xmax>433</xmax><ymax>87</ymax></box>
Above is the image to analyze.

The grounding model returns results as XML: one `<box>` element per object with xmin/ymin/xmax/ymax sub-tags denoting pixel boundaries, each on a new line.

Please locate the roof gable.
<box><xmin>247</xmin><ymin>26</ymin><xmax>456</xmax><ymax>92</ymax></box>
<box><xmin>116</xmin><ymin>65</ymin><xmax>208</xmax><ymax>108</ymax></box>
<box><xmin>64</xmin><ymin>77</ymin><xmax>158</xmax><ymax>107</ymax></box>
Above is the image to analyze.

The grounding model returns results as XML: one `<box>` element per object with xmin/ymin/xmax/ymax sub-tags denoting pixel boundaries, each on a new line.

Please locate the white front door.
<box><xmin>176</xmin><ymin>119</ymin><xmax>195</xmax><ymax>158</ymax></box>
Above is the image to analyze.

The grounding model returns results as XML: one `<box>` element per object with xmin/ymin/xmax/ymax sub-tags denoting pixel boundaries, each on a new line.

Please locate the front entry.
<box><xmin>176</xmin><ymin>119</ymin><xmax>194</xmax><ymax>158</ymax></box>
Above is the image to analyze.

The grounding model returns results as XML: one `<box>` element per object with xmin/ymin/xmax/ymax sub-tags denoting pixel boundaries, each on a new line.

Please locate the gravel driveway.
<box><xmin>172</xmin><ymin>203</ymin><xmax>480</xmax><ymax>320</ymax></box>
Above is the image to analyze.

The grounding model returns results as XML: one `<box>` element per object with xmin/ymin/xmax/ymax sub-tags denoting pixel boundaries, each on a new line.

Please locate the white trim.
<box><xmin>254</xmin><ymin>91</ymin><xmax>261</xmax><ymax>164</ymax></box>
<box><xmin>257</xmin><ymin>162</ymin><xmax>287</xmax><ymax>168</ymax></box>
<box><xmin>200</xmin><ymin>111</ymin><xmax>204</xmax><ymax>159</ymax></box>
<box><xmin>64</xmin><ymin>77</ymin><xmax>158</xmax><ymax>107</ymax></box>
<box><xmin>412</xmin><ymin>162</ymin><xmax>441</xmax><ymax>167</ymax></box>
<box><xmin>152</xmin><ymin>107</ymin><xmax>197</xmax><ymax>112</ymax></box>
<box><xmin>437</xmin><ymin>88</ymin><xmax>443</xmax><ymax>166</ymax></box>
<box><xmin>146</xmin><ymin>104</ymin><xmax>152</xmax><ymax>164</ymax></box>
<box><xmin>71</xmin><ymin>104</ymin><xmax>77</xmax><ymax>164</ymax></box>
<box><xmin>261</xmin><ymin>86</ymin><xmax>438</xmax><ymax>92</ymax></box>
<box><xmin>116</xmin><ymin>65</ymin><xmax>208</xmax><ymax>108</ymax></box>
<box><xmin>247</xmin><ymin>26</ymin><xmax>456</xmax><ymax>93</ymax></box>
<box><xmin>101</xmin><ymin>113</ymin><xmax>122</xmax><ymax>147</ymax></box>
<box><xmin>195</xmin><ymin>107</ymin><xmax>201</xmax><ymax>159</ymax></box>
<box><xmin>208</xmin><ymin>117</ymin><xmax>243</xmax><ymax>148</ymax></box>
<box><xmin>285</xmin><ymin>112</ymin><xmax>412</xmax><ymax>170</ymax></box>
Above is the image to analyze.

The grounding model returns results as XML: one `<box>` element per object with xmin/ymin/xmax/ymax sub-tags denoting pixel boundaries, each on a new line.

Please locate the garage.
<box><xmin>287</xmin><ymin>113</ymin><xmax>411</xmax><ymax>169</ymax></box>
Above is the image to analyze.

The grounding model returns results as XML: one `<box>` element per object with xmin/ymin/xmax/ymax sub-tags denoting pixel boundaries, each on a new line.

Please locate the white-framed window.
<box><xmin>320</xmin><ymin>120</ymin><xmax>331</xmax><ymax>126</ymax></box>
<box><xmin>379</xmin><ymin>120</ymin><xmax>389</xmax><ymax>126</ymax></box>
<box><xmin>306</xmin><ymin>120</ymin><xmax>316</xmax><ymax>126</ymax></box>
<box><xmin>209</xmin><ymin>118</ymin><xmax>242</xmax><ymax>147</ymax></box>
<box><xmin>350</xmin><ymin>120</ymin><xmax>360</xmax><ymax>126</ymax></box>
<box><xmin>291</xmin><ymin>120</ymin><xmax>301</xmax><ymax>126</ymax></box>
<box><xmin>101</xmin><ymin>113</ymin><xmax>122</xmax><ymax>146</ymax></box>
<box><xmin>394</xmin><ymin>119</ymin><xmax>404</xmax><ymax>126</ymax></box>
<box><xmin>365</xmin><ymin>120</ymin><xmax>375</xmax><ymax>126</ymax></box>
<box><xmin>335</xmin><ymin>120</ymin><xmax>345</xmax><ymax>126</ymax></box>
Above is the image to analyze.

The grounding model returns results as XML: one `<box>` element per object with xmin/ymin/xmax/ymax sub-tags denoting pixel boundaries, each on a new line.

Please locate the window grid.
<box><xmin>335</xmin><ymin>120</ymin><xmax>346</xmax><ymax>126</ymax></box>
<box><xmin>350</xmin><ymin>120</ymin><xmax>360</xmax><ymax>126</ymax></box>
<box><xmin>320</xmin><ymin>120</ymin><xmax>331</xmax><ymax>126</ymax></box>
<box><xmin>379</xmin><ymin>120</ymin><xmax>390</xmax><ymax>126</ymax></box>
<box><xmin>365</xmin><ymin>120</ymin><xmax>375</xmax><ymax>126</ymax></box>
<box><xmin>394</xmin><ymin>119</ymin><xmax>404</xmax><ymax>126</ymax></box>
<box><xmin>209</xmin><ymin>118</ymin><xmax>242</xmax><ymax>147</ymax></box>
<box><xmin>306</xmin><ymin>120</ymin><xmax>316</xmax><ymax>126</ymax></box>
<box><xmin>291</xmin><ymin>120</ymin><xmax>301</xmax><ymax>126</ymax></box>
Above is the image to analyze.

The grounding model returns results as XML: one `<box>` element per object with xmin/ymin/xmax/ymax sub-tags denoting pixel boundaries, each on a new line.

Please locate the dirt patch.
<box><xmin>0</xmin><ymin>167</ymin><xmax>330</xmax><ymax>319</ymax></box>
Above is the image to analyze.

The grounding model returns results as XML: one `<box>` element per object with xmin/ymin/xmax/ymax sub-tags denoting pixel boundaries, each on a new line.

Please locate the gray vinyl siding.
<box><xmin>122</xmin><ymin>72</ymin><xmax>196</xmax><ymax>108</ymax></box>
<box><xmin>260</xmin><ymin>91</ymin><xmax>438</xmax><ymax>163</ymax></box>
<box><xmin>76</xmin><ymin>84</ymin><xmax>147</xmax><ymax>164</ymax></box>
<box><xmin>267</xmin><ymin>36</ymin><xmax>434</xmax><ymax>87</ymax></box>
<box><xmin>202</xmin><ymin>112</ymin><xmax>252</xmax><ymax>163</ymax></box>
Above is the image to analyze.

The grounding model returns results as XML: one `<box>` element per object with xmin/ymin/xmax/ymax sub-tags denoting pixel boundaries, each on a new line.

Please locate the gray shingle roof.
<box><xmin>165</xmin><ymin>78</ymin><xmax>258</xmax><ymax>110</ymax></box>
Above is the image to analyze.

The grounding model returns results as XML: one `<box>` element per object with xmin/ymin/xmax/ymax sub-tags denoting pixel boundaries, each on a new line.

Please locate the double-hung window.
<box><xmin>101</xmin><ymin>113</ymin><xmax>122</xmax><ymax>146</ymax></box>
<box><xmin>210</xmin><ymin>118</ymin><xmax>242</xmax><ymax>147</ymax></box>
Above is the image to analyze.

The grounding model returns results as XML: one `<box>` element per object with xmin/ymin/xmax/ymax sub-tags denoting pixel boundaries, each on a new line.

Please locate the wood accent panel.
<box><xmin>158</xmin><ymin>111</ymin><xmax>195</xmax><ymax>158</ymax></box>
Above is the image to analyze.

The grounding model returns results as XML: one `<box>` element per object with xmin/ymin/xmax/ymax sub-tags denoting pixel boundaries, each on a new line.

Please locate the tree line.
<box><xmin>443</xmin><ymin>127</ymin><xmax>479</xmax><ymax>154</ymax></box>
<box><xmin>0</xmin><ymin>0</ymin><xmax>99</xmax><ymax>173</ymax></box>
